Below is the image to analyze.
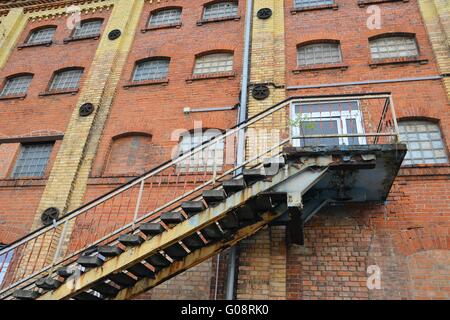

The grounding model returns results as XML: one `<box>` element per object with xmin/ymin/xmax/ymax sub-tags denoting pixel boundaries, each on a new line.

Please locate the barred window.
<box><xmin>294</xmin><ymin>0</ymin><xmax>334</xmax><ymax>8</ymax></box>
<box><xmin>12</xmin><ymin>143</ymin><xmax>54</xmax><ymax>178</ymax></box>
<box><xmin>297</xmin><ymin>42</ymin><xmax>342</xmax><ymax>66</ymax></box>
<box><xmin>133</xmin><ymin>59</ymin><xmax>170</xmax><ymax>81</ymax></box>
<box><xmin>203</xmin><ymin>1</ymin><xmax>238</xmax><ymax>20</ymax></box>
<box><xmin>0</xmin><ymin>75</ymin><xmax>32</xmax><ymax>96</ymax></box>
<box><xmin>399</xmin><ymin>121</ymin><xmax>448</xmax><ymax>165</ymax></box>
<box><xmin>177</xmin><ymin>130</ymin><xmax>224</xmax><ymax>172</ymax></box>
<box><xmin>370</xmin><ymin>36</ymin><xmax>418</xmax><ymax>60</ymax></box>
<box><xmin>27</xmin><ymin>27</ymin><xmax>56</xmax><ymax>45</ymax></box>
<box><xmin>73</xmin><ymin>19</ymin><xmax>102</xmax><ymax>38</ymax></box>
<box><xmin>149</xmin><ymin>8</ymin><xmax>182</xmax><ymax>27</ymax></box>
<box><xmin>194</xmin><ymin>53</ymin><xmax>233</xmax><ymax>75</ymax></box>
<box><xmin>49</xmin><ymin>69</ymin><xmax>83</xmax><ymax>91</ymax></box>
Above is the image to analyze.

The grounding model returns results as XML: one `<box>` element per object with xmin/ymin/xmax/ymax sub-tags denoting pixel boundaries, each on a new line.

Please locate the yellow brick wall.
<box><xmin>418</xmin><ymin>0</ymin><xmax>450</xmax><ymax>99</ymax></box>
<box><xmin>0</xmin><ymin>8</ymin><xmax>27</xmax><ymax>70</ymax></box>
<box><xmin>238</xmin><ymin>0</ymin><xmax>287</xmax><ymax>300</ymax></box>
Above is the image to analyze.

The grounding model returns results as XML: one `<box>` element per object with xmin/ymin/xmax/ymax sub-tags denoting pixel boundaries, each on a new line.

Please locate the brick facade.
<box><xmin>0</xmin><ymin>0</ymin><xmax>448</xmax><ymax>300</ymax></box>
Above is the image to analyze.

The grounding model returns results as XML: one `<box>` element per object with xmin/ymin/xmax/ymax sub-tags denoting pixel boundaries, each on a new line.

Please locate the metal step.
<box><xmin>243</xmin><ymin>168</ymin><xmax>267</xmax><ymax>185</ymax></box>
<box><xmin>57</xmin><ymin>266</ymin><xmax>76</xmax><ymax>279</ymax></box>
<box><xmin>218</xmin><ymin>212</ymin><xmax>240</xmax><ymax>230</ymax></box>
<box><xmin>145</xmin><ymin>253</ymin><xmax>171</xmax><ymax>268</ymax></box>
<box><xmin>202</xmin><ymin>223</ymin><xmax>224</xmax><ymax>241</ymax></box>
<box><xmin>127</xmin><ymin>263</ymin><xmax>155</xmax><ymax>279</ymax></box>
<box><xmin>222</xmin><ymin>178</ymin><xmax>246</xmax><ymax>195</ymax></box>
<box><xmin>92</xmin><ymin>282</ymin><xmax>119</xmax><ymax>298</ymax></box>
<box><xmin>118</xmin><ymin>234</ymin><xmax>144</xmax><ymax>247</ymax></box>
<box><xmin>98</xmin><ymin>245</ymin><xmax>124</xmax><ymax>257</ymax></box>
<box><xmin>182</xmin><ymin>233</ymin><xmax>205</xmax><ymax>251</ymax></box>
<box><xmin>13</xmin><ymin>289</ymin><xmax>40</xmax><ymax>300</ymax></box>
<box><xmin>202</xmin><ymin>189</ymin><xmax>226</xmax><ymax>206</ymax></box>
<box><xmin>160</xmin><ymin>212</ymin><xmax>185</xmax><ymax>225</ymax></box>
<box><xmin>77</xmin><ymin>255</ymin><xmax>103</xmax><ymax>268</ymax></box>
<box><xmin>235</xmin><ymin>204</ymin><xmax>257</xmax><ymax>221</ymax></box>
<box><xmin>108</xmin><ymin>273</ymin><xmax>137</xmax><ymax>288</ymax></box>
<box><xmin>164</xmin><ymin>243</ymin><xmax>189</xmax><ymax>261</ymax></box>
<box><xmin>35</xmin><ymin>277</ymin><xmax>62</xmax><ymax>290</ymax></box>
<box><xmin>139</xmin><ymin>222</ymin><xmax>165</xmax><ymax>236</ymax></box>
<box><xmin>181</xmin><ymin>201</ymin><xmax>206</xmax><ymax>216</ymax></box>
<box><xmin>72</xmin><ymin>291</ymin><xmax>102</xmax><ymax>301</ymax></box>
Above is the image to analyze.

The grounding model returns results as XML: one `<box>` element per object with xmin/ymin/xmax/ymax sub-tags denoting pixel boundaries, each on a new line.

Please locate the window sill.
<box><xmin>0</xmin><ymin>178</ymin><xmax>48</xmax><ymax>187</ymax></box>
<box><xmin>0</xmin><ymin>94</ymin><xmax>27</xmax><ymax>101</ymax></box>
<box><xmin>141</xmin><ymin>23</ymin><xmax>182</xmax><ymax>32</ymax></box>
<box><xmin>124</xmin><ymin>79</ymin><xmax>169</xmax><ymax>88</ymax></box>
<box><xmin>186</xmin><ymin>71</ymin><xmax>236</xmax><ymax>82</ymax></box>
<box><xmin>39</xmin><ymin>89</ymin><xmax>79</xmax><ymax>97</ymax></box>
<box><xmin>63</xmin><ymin>34</ymin><xmax>100</xmax><ymax>44</ymax></box>
<box><xmin>292</xmin><ymin>63</ymin><xmax>348</xmax><ymax>73</ymax></box>
<box><xmin>358</xmin><ymin>0</ymin><xmax>408</xmax><ymax>7</ymax></box>
<box><xmin>369</xmin><ymin>57</ymin><xmax>428</xmax><ymax>68</ymax></box>
<box><xmin>17</xmin><ymin>41</ymin><xmax>53</xmax><ymax>49</ymax></box>
<box><xmin>196</xmin><ymin>15</ymin><xmax>241</xmax><ymax>26</ymax></box>
<box><xmin>290</xmin><ymin>4</ymin><xmax>338</xmax><ymax>14</ymax></box>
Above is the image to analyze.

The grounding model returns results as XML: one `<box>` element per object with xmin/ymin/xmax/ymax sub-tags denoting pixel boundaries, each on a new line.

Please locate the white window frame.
<box><xmin>72</xmin><ymin>19</ymin><xmax>103</xmax><ymax>38</ymax></box>
<box><xmin>203</xmin><ymin>1</ymin><xmax>239</xmax><ymax>20</ymax></box>
<box><xmin>0</xmin><ymin>75</ymin><xmax>32</xmax><ymax>96</ymax></box>
<box><xmin>297</xmin><ymin>42</ymin><xmax>342</xmax><ymax>66</ymax></box>
<box><xmin>49</xmin><ymin>69</ymin><xmax>83</xmax><ymax>91</ymax></box>
<box><xmin>369</xmin><ymin>35</ymin><xmax>419</xmax><ymax>60</ymax></box>
<box><xmin>132</xmin><ymin>59</ymin><xmax>170</xmax><ymax>82</ymax></box>
<box><xmin>193</xmin><ymin>53</ymin><xmax>234</xmax><ymax>75</ymax></box>
<box><xmin>148</xmin><ymin>8</ymin><xmax>182</xmax><ymax>27</ymax></box>
<box><xmin>294</xmin><ymin>0</ymin><xmax>334</xmax><ymax>9</ymax></box>
<box><xmin>27</xmin><ymin>27</ymin><xmax>56</xmax><ymax>45</ymax></box>
<box><xmin>290</xmin><ymin>100</ymin><xmax>366</xmax><ymax>147</ymax></box>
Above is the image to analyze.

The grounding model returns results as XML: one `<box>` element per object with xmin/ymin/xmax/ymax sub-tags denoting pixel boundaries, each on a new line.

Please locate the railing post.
<box><xmin>388</xmin><ymin>95</ymin><xmax>400</xmax><ymax>143</ymax></box>
<box><xmin>48</xmin><ymin>220</ymin><xmax>69</xmax><ymax>277</ymax></box>
<box><xmin>132</xmin><ymin>180</ymin><xmax>145</xmax><ymax>230</ymax></box>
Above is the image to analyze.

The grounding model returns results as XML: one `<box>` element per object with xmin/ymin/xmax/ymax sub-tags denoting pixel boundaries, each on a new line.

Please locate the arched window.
<box><xmin>72</xmin><ymin>19</ymin><xmax>103</xmax><ymax>38</ymax></box>
<box><xmin>105</xmin><ymin>133</ymin><xmax>152</xmax><ymax>176</ymax></box>
<box><xmin>11</xmin><ymin>142</ymin><xmax>54</xmax><ymax>178</ymax></box>
<box><xmin>294</xmin><ymin>0</ymin><xmax>334</xmax><ymax>9</ymax></box>
<box><xmin>148</xmin><ymin>8</ymin><xmax>182</xmax><ymax>27</ymax></box>
<box><xmin>177</xmin><ymin>129</ymin><xmax>224</xmax><ymax>172</ymax></box>
<box><xmin>399</xmin><ymin>120</ymin><xmax>448</xmax><ymax>165</ymax></box>
<box><xmin>203</xmin><ymin>1</ymin><xmax>238</xmax><ymax>20</ymax></box>
<box><xmin>369</xmin><ymin>35</ymin><xmax>418</xmax><ymax>60</ymax></box>
<box><xmin>297</xmin><ymin>42</ymin><xmax>342</xmax><ymax>66</ymax></box>
<box><xmin>49</xmin><ymin>68</ymin><xmax>83</xmax><ymax>91</ymax></box>
<box><xmin>193</xmin><ymin>52</ymin><xmax>234</xmax><ymax>75</ymax></box>
<box><xmin>27</xmin><ymin>26</ymin><xmax>56</xmax><ymax>45</ymax></box>
<box><xmin>133</xmin><ymin>58</ymin><xmax>170</xmax><ymax>82</ymax></box>
<box><xmin>0</xmin><ymin>74</ymin><xmax>33</xmax><ymax>97</ymax></box>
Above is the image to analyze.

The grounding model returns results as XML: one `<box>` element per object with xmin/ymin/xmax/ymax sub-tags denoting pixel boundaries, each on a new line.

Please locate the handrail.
<box><xmin>0</xmin><ymin>93</ymin><xmax>399</xmax><ymax>298</ymax></box>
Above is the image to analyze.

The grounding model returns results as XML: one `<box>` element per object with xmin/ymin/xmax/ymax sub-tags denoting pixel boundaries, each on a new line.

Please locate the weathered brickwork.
<box><xmin>0</xmin><ymin>0</ymin><xmax>448</xmax><ymax>300</ymax></box>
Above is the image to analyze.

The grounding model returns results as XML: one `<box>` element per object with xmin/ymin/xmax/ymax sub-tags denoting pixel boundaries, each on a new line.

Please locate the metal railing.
<box><xmin>0</xmin><ymin>93</ymin><xmax>400</xmax><ymax>299</ymax></box>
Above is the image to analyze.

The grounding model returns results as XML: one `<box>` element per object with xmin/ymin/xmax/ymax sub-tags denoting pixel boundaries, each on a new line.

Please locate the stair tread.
<box><xmin>202</xmin><ymin>189</ymin><xmax>226</xmax><ymax>205</ymax></box>
<box><xmin>72</xmin><ymin>292</ymin><xmax>102</xmax><ymax>301</ymax></box>
<box><xmin>164</xmin><ymin>243</ymin><xmax>189</xmax><ymax>260</ymax></box>
<box><xmin>118</xmin><ymin>234</ymin><xmax>144</xmax><ymax>247</ymax></box>
<box><xmin>181</xmin><ymin>201</ymin><xmax>206</xmax><ymax>216</ymax></box>
<box><xmin>222</xmin><ymin>179</ymin><xmax>246</xmax><ymax>194</ymax></box>
<box><xmin>145</xmin><ymin>252</ymin><xmax>171</xmax><ymax>268</ymax></box>
<box><xmin>108</xmin><ymin>273</ymin><xmax>137</xmax><ymax>288</ymax></box>
<box><xmin>98</xmin><ymin>245</ymin><xmax>124</xmax><ymax>257</ymax></box>
<box><xmin>35</xmin><ymin>277</ymin><xmax>62</xmax><ymax>290</ymax></box>
<box><xmin>182</xmin><ymin>233</ymin><xmax>205</xmax><ymax>251</ymax></box>
<box><xmin>77</xmin><ymin>255</ymin><xmax>104</xmax><ymax>268</ymax></box>
<box><xmin>139</xmin><ymin>222</ymin><xmax>164</xmax><ymax>236</ymax></box>
<box><xmin>201</xmin><ymin>223</ymin><xmax>224</xmax><ymax>241</ymax></box>
<box><xmin>160</xmin><ymin>212</ymin><xmax>185</xmax><ymax>225</ymax></box>
<box><xmin>92</xmin><ymin>282</ymin><xmax>120</xmax><ymax>298</ymax></box>
<box><xmin>13</xmin><ymin>289</ymin><xmax>40</xmax><ymax>300</ymax></box>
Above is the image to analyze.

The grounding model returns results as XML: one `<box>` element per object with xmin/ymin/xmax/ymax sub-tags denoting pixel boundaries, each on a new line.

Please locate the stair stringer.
<box><xmin>38</xmin><ymin>156</ymin><xmax>332</xmax><ymax>300</ymax></box>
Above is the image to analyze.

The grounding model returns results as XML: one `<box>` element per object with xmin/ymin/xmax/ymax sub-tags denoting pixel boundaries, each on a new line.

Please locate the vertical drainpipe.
<box><xmin>225</xmin><ymin>0</ymin><xmax>253</xmax><ymax>301</ymax></box>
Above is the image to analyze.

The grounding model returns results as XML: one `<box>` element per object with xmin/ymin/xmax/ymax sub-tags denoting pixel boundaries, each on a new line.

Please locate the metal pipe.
<box><xmin>286</xmin><ymin>75</ymin><xmax>442</xmax><ymax>90</ymax></box>
<box><xmin>227</xmin><ymin>0</ymin><xmax>253</xmax><ymax>301</ymax></box>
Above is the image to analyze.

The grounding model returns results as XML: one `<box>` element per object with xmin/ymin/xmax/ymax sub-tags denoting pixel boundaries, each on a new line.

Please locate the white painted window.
<box><xmin>399</xmin><ymin>121</ymin><xmax>448</xmax><ymax>165</ymax></box>
<box><xmin>194</xmin><ymin>53</ymin><xmax>233</xmax><ymax>75</ymax></box>
<box><xmin>297</xmin><ymin>43</ymin><xmax>342</xmax><ymax>66</ymax></box>
<box><xmin>203</xmin><ymin>1</ymin><xmax>238</xmax><ymax>20</ymax></box>
<box><xmin>149</xmin><ymin>8</ymin><xmax>182</xmax><ymax>27</ymax></box>
<box><xmin>291</xmin><ymin>101</ymin><xmax>366</xmax><ymax>147</ymax></box>
<box><xmin>294</xmin><ymin>0</ymin><xmax>334</xmax><ymax>9</ymax></box>
<box><xmin>133</xmin><ymin>59</ymin><xmax>170</xmax><ymax>81</ymax></box>
<box><xmin>12</xmin><ymin>143</ymin><xmax>54</xmax><ymax>178</ymax></box>
<box><xmin>370</xmin><ymin>36</ymin><xmax>418</xmax><ymax>60</ymax></box>
<box><xmin>73</xmin><ymin>20</ymin><xmax>102</xmax><ymax>38</ymax></box>
<box><xmin>49</xmin><ymin>69</ymin><xmax>83</xmax><ymax>91</ymax></box>
<box><xmin>177</xmin><ymin>130</ymin><xmax>224</xmax><ymax>172</ymax></box>
<box><xmin>27</xmin><ymin>27</ymin><xmax>56</xmax><ymax>44</ymax></box>
<box><xmin>0</xmin><ymin>75</ymin><xmax>32</xmax><ymax>96</ymax></box>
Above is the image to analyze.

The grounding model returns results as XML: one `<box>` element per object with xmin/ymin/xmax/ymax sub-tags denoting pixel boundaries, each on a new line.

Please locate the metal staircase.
<box><xmin>0</xmin><ymin>94</ymin><xmax>406</xmax><ymax>300</ymax></box>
